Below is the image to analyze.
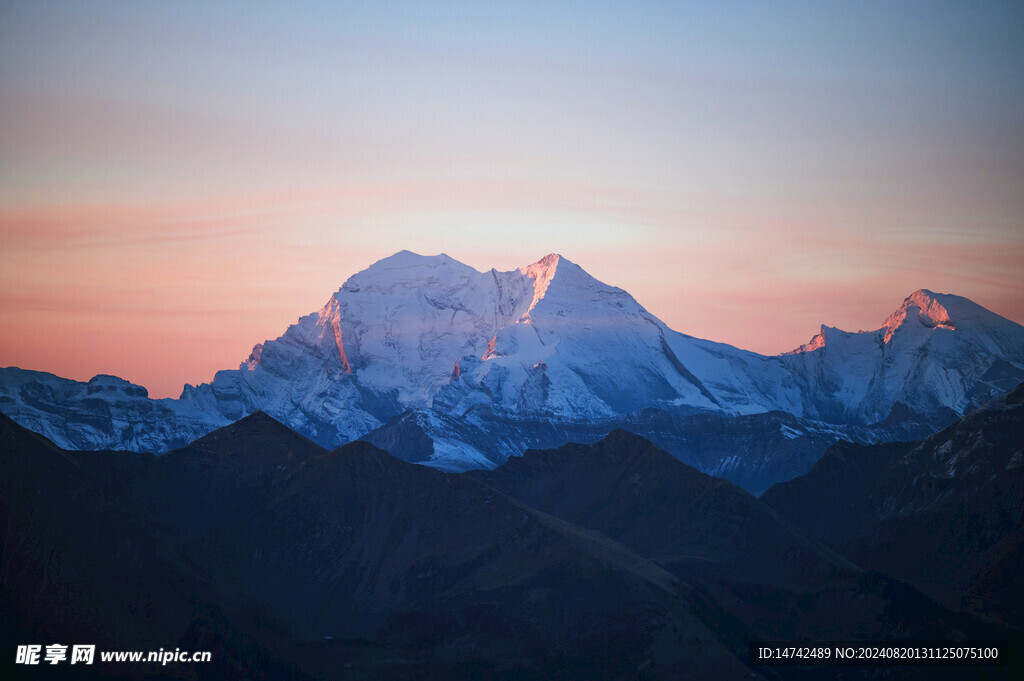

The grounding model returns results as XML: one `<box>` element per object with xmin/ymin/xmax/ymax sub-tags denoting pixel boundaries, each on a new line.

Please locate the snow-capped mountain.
<box><xmin>176</xmin><ymin>251</ymin><xmax>800</xmax><ymax>453</ymax></box>
<box><xmin>780</xmin><ymin>289</ymin><xmax>1024</xmax><ymax>425</ymax></box>
<box><xmin>0</xmin><ymin>370</ymin><xmax>222</xmax><ymax>451</ymax></box>
<box><xmin>2</xmin><ymin>251</ymin><xmax>1023</xmax><ymax>487</ymax></box>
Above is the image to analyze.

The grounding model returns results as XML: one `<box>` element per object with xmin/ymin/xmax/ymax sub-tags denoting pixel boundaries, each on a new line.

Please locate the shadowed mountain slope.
<box><xmin>469</xmin><ymin>429</ymin><xmax>854</xmax><ymax>586</ymax></box>
<box><xmin>762</xmin><ymin>383</ymin><xmax>1024</xmax><ymax>627</ymax></box>
<box><xmin>1</xmin><ymin>413</ymin><xmax>754</xmax><ymax>680</ymax></box>
<box><xmin>3</xmin><ymin>412</ymin><xmax>1020</xmax><ymax>679</ymax></box>
<box><xmin>466</xmin><ymin>429</ymin><xmax>1019</xmax><ymax>669</ymax></box>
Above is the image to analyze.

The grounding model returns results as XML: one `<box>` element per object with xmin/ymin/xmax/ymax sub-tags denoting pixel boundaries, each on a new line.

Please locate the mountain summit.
<box><xmin>882</xmin><ymin>289</ymin><xmax>959</xmax><ymax>341</ymax></box>
<box><xmin>2</xmin><ymin>252</ymin><xmax>1022</xmax><ymax>485</ymax></box>
<box><xmin>178</xmin><ymin>250</ymin><xmax>788</xmax><ymax>458</ymax></box>
<box><xmin>781</xmin><ymin>287</ymin><xmax>1024</xmax><ymax>426</ymax></box>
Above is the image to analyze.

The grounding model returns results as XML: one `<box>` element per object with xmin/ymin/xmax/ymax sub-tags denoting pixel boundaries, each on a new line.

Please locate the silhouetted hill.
<box><xmin>470</xmin><ymin>429</ymin><xmax>853</xmax><ymax>586</ymax></box>
<box><xmin>1</xmin><ymin>413</ymin><xmax>753</xmax><ymax>680</ymax></box>
<box><xmin>0</xmin><ymin>413</ymin><xmax>304</xmax><ymax>680</ymax></box>
<box><xmin>468</xmin><ymin>429</ymin><xmax>1019</xmax><ymax>673</ymax></box>
<box><xmin>763</xmin><ymin>383</ymin><xmax>1024</xmax><ymax>627</ymax></box>
<box><xmin>2</xmin><ymin>411</ymin><xmax>1020</xmax><ymax>679</ymax></box>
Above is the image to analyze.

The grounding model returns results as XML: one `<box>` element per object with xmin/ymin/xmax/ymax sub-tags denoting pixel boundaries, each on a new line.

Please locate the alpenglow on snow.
<box><xmin>2</xmin><ymin>251</ymin><xmax>1023</xmax><ymax>475</ymax></box>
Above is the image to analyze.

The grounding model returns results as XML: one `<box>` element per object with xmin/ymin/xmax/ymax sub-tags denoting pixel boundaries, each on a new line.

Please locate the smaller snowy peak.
<box><xmin>882</xmin><ymin>289</ymin><xmax>958</xmax><ymax>343</ymax></box>
<box><xmin>789</xmin><ymin>289</ymin><xmax>1015</xmax><ymax>352</ymax></box>
<box><xmin>908</xmin><ymin>289</ymin><xmax>955</xmax><ymax>325</ymax></box>
<box><xmin>787</xmin><ymin>326</ymin><xmax>829</xmax><ymax>354</ymax></box>
<box><xmin>785</xmin><ymin>325</ymin><xmax>860</xmax><ymax>354</ymax></box>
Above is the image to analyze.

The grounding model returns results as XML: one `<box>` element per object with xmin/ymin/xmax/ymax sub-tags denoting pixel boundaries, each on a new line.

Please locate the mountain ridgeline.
<box><xmin>2</xmin><ymin>251</ymin><xmax>1023</xmax><ymax>491</ymax></box>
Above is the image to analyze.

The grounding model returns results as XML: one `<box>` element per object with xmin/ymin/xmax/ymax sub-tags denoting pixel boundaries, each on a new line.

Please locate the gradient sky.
<box><xmin>2</xmin><ymin>1</ymin><xmax>1023</xmax><ymax>398</ymax></box>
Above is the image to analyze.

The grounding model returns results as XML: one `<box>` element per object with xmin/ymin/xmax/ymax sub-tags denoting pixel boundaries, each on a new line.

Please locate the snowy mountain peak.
<box><xmin>518</xmin><ymin>253</ymin><xmax>630</xmax><ymax>309</ymax></box>
<box><xmin>373</xmin><ymin>249</ymin><xmax>458</xmax><ymax>268</ymax></box>
<box><xmin>788</xmin><ymin>325</ymin><xmax>830</xmax><ymax>354</ymax></box>
<box><xmin>341</xmin><ymin>250</ymin><xmax>475</xmax><ymax>293</ymax></box>
<box><xmin>882</xmin><ymin>289</ymin><xmax>958</xmax><ymax>343</ymax></box>
<box><xmin>520</xmin><ymin>252</ymin><xmax>562</xmax><ymax>277</ymax></box>
<box><xmin>519</xmin><ymin>253</ymin><xmax>563</xmax><ymax>316</ymax></box>
<box><xmin>3</xmin><ymin>254</ymin><xmax>1023</xmax><ymax>479</ymax></box>
<box><xmin>776</xmin><ymin>288</ymin><xmax>1024</xmax><ymax>427</ymax></box>
<box><xmin>789</xmin><ymin>289</ymin><xmax>1012</xmax><ymax>353</ymax></box>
